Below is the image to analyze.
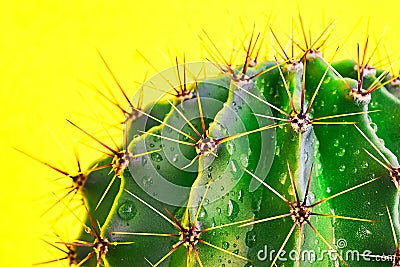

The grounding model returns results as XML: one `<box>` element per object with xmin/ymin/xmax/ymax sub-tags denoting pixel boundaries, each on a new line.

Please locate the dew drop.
<box><xmin>142</xmin><ymin>176</ymin><xmax>153</xmax><ymax>188</ymax></box>
<box><xmin>279</xmin><ymin>172</ymin><xmax>288</xmax><ymax>185</ymax></box>
<box><xmin>117</xmin><ymin>200</ymin><xmax>136</xmax><ymax>220</ymax></box>
<box><xmin>151</xmin><ymin>152</ymin><xmax>163</xmax><ymax>162</ymax></box>
<box><xmin>275</xmin><ymin>146</ymin><xmax>281</xmax><ymax>156</ymax></box>
<box><xmin>227</xmin><ymin>143</ymin><xmax>235</xmax><ymax>155</ymax></box>
<box><xmin>336</xmin><ymin>148</ymin><xmax>346</xmax><ymax>157</ymax></box>
<box><xmin>245</xmin><ymin>230</ymin><xmax>257</xmax><ymax>248</ymax></box>
<box><xmin>172</xmin><ymin>154</ymin><xmax>178</xmax><ymax>162</ymax></box>
<box><xmin>326</xmin><ymin>187</ymin><xmax>331</xmax><ymax>193</ymax></box>
<box><xmin>222</xmin><ymin>242</ymin><xmax>230</xmax><ymax>249</ymax></box>
<box><xmin>339</xmin><ymin>165</ymin><xmax>346</xmax><ymax>172</ymax></box>
<box><xmin>230</xmin><ymin>160</ymin><xmax>238</xmax><ymax>174</ymax></box>
<box><xmin>360</xmin><ymin>161</ymin><xmax>369</xmax><ymax>169</ymax></box>
<box><xmin>333</xmin><ymin>139</ymin><xmax>339</xmax><ymax>147</ymax></box>
<box><xmin>240</xmin><ymin>154</ymin><xmax>249</xmax><ymax>167</ymax></box>
<box><xmin>216</xmin><ymin>207</ymin><xmax>222</xmax><ymax>214</ymax></box>
<box><xmin>227</xmin><ymin>199</ymin><xmax>240</xmax><ymax>221</ymax></box>
<box><xmin>370</xmin><ymin>122</ymin><xmax>378</xmax><ymax>132</ymax></box>
<box><xmin>142</xmin><ymin>157</ymin><xmax>148</xmax><ymax>166</ymax></box>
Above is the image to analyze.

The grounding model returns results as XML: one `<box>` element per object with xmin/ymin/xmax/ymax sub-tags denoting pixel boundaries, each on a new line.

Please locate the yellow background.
<box><xmin>1</xmin><ymin>0</ymin><xmax>399</xmax><ymax>266</ymax></box>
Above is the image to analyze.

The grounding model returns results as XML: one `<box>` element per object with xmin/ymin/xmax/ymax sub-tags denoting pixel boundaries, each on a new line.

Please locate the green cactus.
<box><xmin>31</xmin><ymin>21</ymin><xmax>400</xmax><ymax>267</ymax></box>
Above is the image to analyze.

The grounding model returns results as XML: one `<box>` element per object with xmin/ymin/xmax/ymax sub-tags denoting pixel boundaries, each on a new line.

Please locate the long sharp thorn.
<box><xmin>275</xmin><ymin>56</ymin><xmax>297</xmax><ymax>113</ymax></box>
<box><xmin>242</xmin><ymin>167</ymin><xmax>291</xmax><ymax>205</ymax></box>
<box><xmin>270</xmin><ymin>223</ymin><xmax>297</xmax><ymax>267</ymax></box>
<box><xmin>354</xmin><ymin>125</ymin><xmax>391</xmax><ymax>166</ymax></box>
<box><xmin>199</xmin><ymin>240</ymin><xmax>251</xmax><ymax>262</ymax></box>
<box><xmin>307</xmin><ymin>221</ymin><xmax>348</xmax><ymax>266</ymax></box>
<box><xmin>162</xmin><ymin>206</ymin><xmax>185</xmax><ymax>231</ymax></box>
<box><xmin>310</xmin><ymin>177</ymin><xmax>380</xmax><ymax>207</ymax></box>
<box><xmin>312</xmin><ymin>213</ymin><xmax>375</xmax><ymax>222</ymax></box>
<box><xmin>306</xmin><ymin>47</ymin><xmax>340</xmax><ymax>114</ymax></box>
<box><xmin>237</xmin><ymin>81</ymin><xmax>291</xmax><ymax>116</ymax></box>
<box><xmin>67</xmin><ymin>120</ymin><xmax>118</xmax><ymax>155</ymax></box>
<box><xmin>298</xmin><ymin>12</ymin><xmax>308</xmax><ymax>49</ymax></box>
<box><xmin>97</xmin><ymin>50</ymin><xmax>136</xmax><ymax>109</ymax></box>
<box><xmin>386</xmin><ymin>206</ymin><xmax>399</xmax><ymax>250</ymax></box>
<box><xmin>363</xmin><ymin>148</ymin><xmax>392</xmax><ymax>172</ymax></box>
<box><xmin>77</xmin><ymin>251</ymin><xmax>95</xmax><ymax>267</ymax></box>
<box><xmin>95</xmin><ymin>174</ymin><xmax>117</xmax><ymax>210</ymax></box>
<box><xmin>166</xmin><ymin>99</ymin><xmax>202</xmax><ymax>139</ymax></box>
<box><xmin>312</xmin><ymin>110</ymin><xmax>381</xmax><ymax>121</ymax></box>
<box><xmin>138</xmin><ymin>130</ymin><xmax>196</xmax><ymax>147</ymax></box>
<box><xmin>14</xmin><ymin>148</ymin><xmax>69</xmax><ymax>176</ymax></box>
<box><xmin>195</xmin><ymin>84</ymin><xmax>207</xmax><ymax>135</ymax></box>
<box><xmin>239</xmin><ymin>213</ymin><xmax>292</xmax><ymax>228</ymax></box>
<box><xmin>242</xmin><ymin>25</ymin><xmax>256</xmax><ymax>75</ymax></box>
<box><xmin>136</xmin><ymin>50</ymin><xmax>178</xmax><ymax>93</ymax></box>
<box><xmin>193</xmin><ymin>246</ymin><xmax>204</xmax><ymax>267</ymax></box>
<box><xmin>180</xmin><ymin>154</ymin><xmax>200</xmax><ymax>170</ymax></box>
<box><xmin>270</xmin><ymin>27</ymin><xmax>289</xmax><ymax>60</ymax></box>
<box><xmin>123</xmin><ymin>189</ymin><xmax>177</xmax><ymax>228</ymax></box>
<box><xmin>287</xmin><ymin>161</ymin><xmax>300</xmax><ymax>205</ymax></box>
<box><xmin>217</xmin><ymin>123</ymin><xmax>281</xmax><ymax>145</ymax></box>
<box><xmin>152</xmin><ymin>246</ymin><xmax>179</xmax><ymax>267</ymax></box>
<box><xmin>202</xmin><ymin>218</ymin><xmax>254</xmax><ymax>232</ymax></box>
<box><xmin>301</xmin><ymin>56</ymin><xmax>306</xmax><ymax>114</ymax></box>
<box><xmin>303</xmin><ymin>165</ymin><xmax>313</xmax><ymax>205</ymax></box>
<box><xmin>193</xmin><ymin>177</ymin><xmax>213</xmax><ymax>226</ymax></box>
<box><xmin>252</xmin><ymin>113</ymin><xmax>291</xmax><ymax>122</ymax></box>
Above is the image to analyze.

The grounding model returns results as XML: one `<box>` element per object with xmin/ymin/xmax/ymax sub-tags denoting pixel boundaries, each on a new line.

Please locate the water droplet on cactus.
<box><xmin>352</xmin><ymin>167</ymin><xmax>358</xmax><ymax>174</ymax></box>
<box><xmin>227</xmin><ymin>199</ymin><xmax>240</xmax><ymax>221</ymax></box>
<box><xmin>275</xmin><ymin>146</ymin><xmax>281</xmax><ymax>156</ymax></box>
<box><xmin>198</xmin><ymin>206</ymin><xmax>208</xmax><ymax>219</ymax></box>
<box><xmin>336</xmin><ymin>148</ymin><xmax>346</xmax><ymax>157</ymax></box>
<box><xmin>151</xmin><ymin>152</ymin><xmax>163</xmax><ymax>162</ymax></box>
<box><xmin>222</xmin><ymin>241</ymin><xmax>230</xmax><ymax>249</ymax></box>
<box><xmin>245</xmin><ymin>230</ymin><xmax>257</xmax><ymax>248</ymax></box>
<box><xmin>220</xmin><ymin>186</ymin><xmax>225</xmax><ymax>191</ymax></box>
<box><xmin>216</xmin><ymin>207</ymin><xmax>222</xmax><ymax>214</ymax></box>
<box><xmin>360</xmin><ymin>161</ymin><xmax>369</xmax><ymax>169</ymax></box>
<box><xmin>141</xmin><ymin>157</ymin><xmax>147</xmax><ymax>166</ymax></box>
<box><xmin>226</xmin><ymin>142</ymin><xmax>235</xmax><ymax>155</ymax></box>
<box><xmin>370</xmin><ymin>122</ymin><xmax>378</xmax><ymax>132</ymax></box>
<box><xmin>172</xmin><ymin>154</ymin><xmax>178</xmax><ymax>162</ymax></box>
<box><xmin>117</xmin><ymin>200</ymin><xmax>136</xmax><ymax>221</ymax></box>
<box><xmin>238</xmin><ymin>189</ymin><xmax>243</xmax><ymax>202</ymax></box>
<box><xmin>279</xmin><ymin>172</ymin><xmax>287</xmax><ymax>185</ymax></box>
<box><xmin>326</xmin><ymin>187</ymin><xmax>331</xmax><ymax>193</ymax></box>
<box><xmin>142</xmin><ymin>176</ymin><xmax>153</xmax><ymax>188</ymax></box>
<box><xmin>230</xmin><ymin>160</ymin><xmax>239</xmax><ymax>174</ymax></box>
<box><xmin>339</xmin><ymin>165</ymin><xmax>346</xmax><ymax>172</ymax></box>
<box><xmin>240</xmin><ymin>154</ymin><xmax>249</xmax><ymax>167</ymax></box>
<box><xmin>333</xmin><ymin>139</ymin><xmax>339</xmax><ymax>147</ymax></box>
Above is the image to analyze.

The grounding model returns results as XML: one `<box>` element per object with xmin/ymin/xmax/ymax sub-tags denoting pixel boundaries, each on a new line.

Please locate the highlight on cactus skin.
<box><xmin>32</xmin><ymin>15</ymin><xmax>400</xmax><ymax>267</ymax></box>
